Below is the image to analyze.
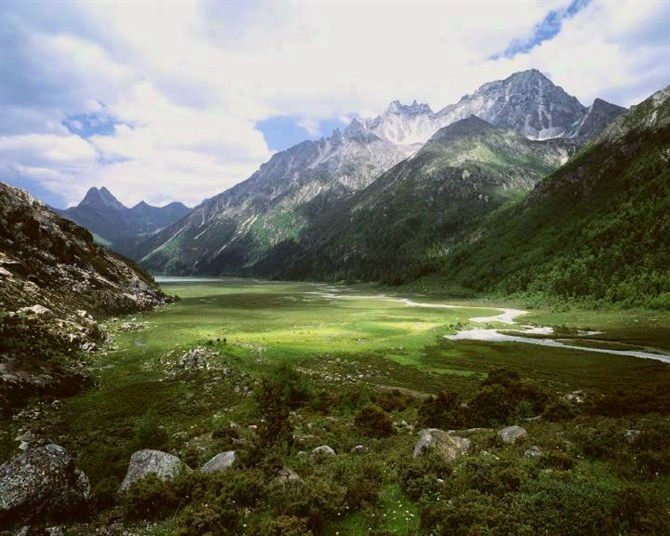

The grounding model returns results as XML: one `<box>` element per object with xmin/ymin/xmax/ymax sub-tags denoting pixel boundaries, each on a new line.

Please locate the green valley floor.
<box><xmin>3</xmin><ymin>278</ymin><xmax>669</xmax><ymax>535</ymax></box>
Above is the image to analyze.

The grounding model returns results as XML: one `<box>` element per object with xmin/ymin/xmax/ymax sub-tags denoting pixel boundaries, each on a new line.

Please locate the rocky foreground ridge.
<box><xmin>0</xmin><ymin>182</ymin><xmax>169</xmax><ymax>416</ymax></box>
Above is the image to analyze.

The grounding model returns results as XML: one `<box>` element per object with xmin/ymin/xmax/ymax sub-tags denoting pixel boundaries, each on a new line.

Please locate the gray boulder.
<box><xmin>523</xmin><ymin>446</ymin><xmax>543</xmax><ymax>459</ymax></box>
<box><xmin>498</xmin><ymin>426</ymin><xmax>528</xmax><ymax>444</ymax></box>
<box><xmin>413</xmin><ymin>429</ymin><xmax>471</xmax><ymax>461</ymax></box>
<box><xmin>0</xmin><ymin>444</ymin><xmax>90</xmax><ymax>526</ymax></box>
<box><xmin>201</xmin><ymin>451</ymin><xmax>237</xmax><ymax>473</ymax></box>
<box><xmin>311</xmin><ymin>445</ymin><xmax>336</xmax><ymax>459</ymax></box>
<box><xmin>274</xmin><ymin>467</ymin><xmax>302</xmax><ymax>485</ymax></box>
<box><xmin>119</xmin><ymin>449</ymin><xmax>189</xmax><ymax>493</ymax></box>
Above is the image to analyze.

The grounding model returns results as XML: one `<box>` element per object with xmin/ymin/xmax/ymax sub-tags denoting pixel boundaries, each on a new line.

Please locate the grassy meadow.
<box><xmin>4</xmin><ymin>278</ymin><xmax>669</xmax><ymax>534</ymax></box>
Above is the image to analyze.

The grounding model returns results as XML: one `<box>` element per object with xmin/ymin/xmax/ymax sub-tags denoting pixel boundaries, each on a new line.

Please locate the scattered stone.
<box><xmin>565</xmin><ymin>390</ymin><xmax>585</xmax><ymax>404</ymax></box>
<box><xmin>80</xmin><ymin>341</ymin><xmax>97</xmax><ymax>352</ymax></box>
<box><xmin>498</xmin><ymin>425</ymin><xmax>528</xmax><ymax>444</ymax></box>
<box><xmin>523</xmin><ymin>446</ymin><xmax>543</xmax><ymax>459</ymax></box>
<box><xmin>201</xmin><ymin>451</ymin><xmax>237</xmax><ymax>473</ymax></box>
<box><xmin>624</xmin><ymin>429</ymin><xmax>641</xmax><ymax>444</ymax></box>
<box><xmin>275</xmin><ymin>467</ymin><xmax>301</xmax><ymax>485</ymax></box>
<box><xmin>413</xmin><ymin>429</ymin><xmax>471</xmax><ymax>462</ymax></box>
<box><xmin>311</xmin><ymin>445</ymin><xmax>336</xmax><ymax>459</ymax></box>
<box><xmin>351</xmin><ymin>445</ymin><xmax>368</xmax><ymax>454</ymax></box>
<box><xmin>119</xmin><ymin>450</ymin><xmax>189</xmax><ymax>493</ymax></box>
<box><xmin>0</xmin><ymin>444</ymin><xmax>91</xmax><ymax>526</ymax></box>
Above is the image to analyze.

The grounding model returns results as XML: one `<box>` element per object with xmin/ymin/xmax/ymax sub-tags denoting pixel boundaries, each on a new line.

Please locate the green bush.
<box><xmin>543</xmin><ymin>399</ymin><xmax>576</xmax><ymax>421</ymax></box>
<box><xmin>354</xmin><ymin>404</ymin><xmax>394</xmax><ymax>438</ymax></box>
<box><xmin>257</xmin><ymin>379</ymin><xmax>294</xmax><ymax>450</ymax></box>
<box><xmin>417</xmin><ymin>390</ymin><xmax>465</xmax><ymax>429</ymax></box>
<box><xmin>122</xmin><ymin>474</ymin><xmax>178</xmax><ymax>521</ymax></box>
<box><xmin>268</xmin><ymin>477</ymin><xmax>346</xmax><ymax>533</ymax></box>
<box><xmin>252</xmin><ymin>516</ymin><xmax>313</xmax><ymax>536</ymax></box>
<box><xmin>133</xmin><ymin>408</ymin><xmax>169</xmax><ymax>450</ymax></box>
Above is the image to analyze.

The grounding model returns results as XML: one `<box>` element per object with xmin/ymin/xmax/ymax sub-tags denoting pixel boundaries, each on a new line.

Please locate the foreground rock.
<box><xmin>498</xmin><ymin>425</ymin><xmax>528</xmax><ymax>444</ymax></box>
<box><xmin>201</xmin><ymin>451</ymin><xmax>237</xmax><ymax>473</ymax></box>
<box><xmin>413</xmin><ymin>429</ymin><xmax>471</xmax><ymax>461</ymax></box>
<box><xmin>311</xmin><ymin>445</ymin><xmax>336</xmax><ymax>459</ymax></box>
<box><xmin>119</xmin><ymin>450</ymin><xmax>189</xmax><ymax>493</ymax></box>
<box><xmin>0</xmin><ymin>444</ymin><xmax>90</xmax><ymax>527</ymax></box>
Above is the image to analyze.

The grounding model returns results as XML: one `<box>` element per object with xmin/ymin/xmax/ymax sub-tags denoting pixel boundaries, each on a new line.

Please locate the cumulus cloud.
<box><xmin>0</xmin><ymin>0</ymin><xmax>667</xmax><ymax>207</ymax></box>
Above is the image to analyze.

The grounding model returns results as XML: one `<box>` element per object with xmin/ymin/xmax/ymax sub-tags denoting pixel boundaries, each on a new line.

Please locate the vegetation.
<box><xmin>2</xmin><ymin>280</ymin><xmax>669</xmax><ymax>534</ymax></box>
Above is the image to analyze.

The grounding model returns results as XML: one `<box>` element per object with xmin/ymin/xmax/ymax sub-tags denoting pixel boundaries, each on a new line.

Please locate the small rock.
<box><xmin>497</xmin><ymin>426</ymin><xmax>528</xmax><ymax>444</ymax></box>
<box><xmin>201</xmin><ymin>451</ymin><xmax>237</xmax><ymax>473</ymax></box>
<box><xmin>275</xmin><ymin>467</ymin><xmax>301</xmax><ymax>485</ymax></box>
<box><xmin>624</xmin><ymin>429</ymin><xmax>641</xmax><ymax>444</ymax></box>
<box><xmin>119</xmin><ymin>450</ymin><xmax>189</xmax><ymax>493</ymax></box>
<box><xmin>351</xmin><ymin>445</ymin><xmax>368</xmax><ymax>454</ymax></box>
<box><xmin>523</xmin><ymin>446</ymin><xmax>543</xmax><ymax>459</ymax></box>
<box><xmin>413</xmin><ymin>429</ymin><xmax>471</xmax><ymax>461</ymax></box>
<box><xmin>311</xmin><ymin>445</ymin><xmax>336</xmax><ymax>459</ymax></box>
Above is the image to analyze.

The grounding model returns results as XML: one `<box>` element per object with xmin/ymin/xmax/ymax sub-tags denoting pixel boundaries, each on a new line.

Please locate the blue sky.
<box><xmin>0</xmin><ymin>0</ymin><xmax>668</xmax><ymax>208</ymax></box>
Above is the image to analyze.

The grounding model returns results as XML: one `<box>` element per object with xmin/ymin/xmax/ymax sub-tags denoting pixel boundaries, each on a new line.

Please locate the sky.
<box><xmin>1</xmin><ymin>0</ymin><xmax>668</xmax><ymax>209</ymax></box>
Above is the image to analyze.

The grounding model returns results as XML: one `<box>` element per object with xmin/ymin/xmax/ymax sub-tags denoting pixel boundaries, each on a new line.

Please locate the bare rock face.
<box><xmin>413</xmin><ymin>429</ymin><xmax>471</xmax><ymax>462</ymax></box>
<box><xmin>201</xmin><ymin>451</ymin><xmax>237</xmax><ymax>473</ymax></box>
<box><xmin>497</xmin><ymin>426</ymin><xmax>528</xmax><ymax>444</ymax></box>
<box><xmin>0</xmin><ymin>444</ymin><xmax>91</xmax><ymax>527</ymax></box>
<box><xmin>119</xmin><ymin>450</ymin><xmax>189</xmax><ymax>493</ymax></box>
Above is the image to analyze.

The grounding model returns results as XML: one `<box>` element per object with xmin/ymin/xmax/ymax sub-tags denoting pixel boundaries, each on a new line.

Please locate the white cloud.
<box><xmin>0</xmin><ymin>0</ymin><xmax>667</xmax><ymax>208</ymax></box>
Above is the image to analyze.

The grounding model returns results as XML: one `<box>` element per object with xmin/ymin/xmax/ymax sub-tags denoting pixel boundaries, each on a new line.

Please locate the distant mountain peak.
<box><xmin>80</xmin><ymin>186</ymin><xmax>126</xmax><ymax>211</ymax></box>
<box><xmin>385</xmin><ymin>99</ymin><xmax>433</xmax><ymax>116</ymax></box>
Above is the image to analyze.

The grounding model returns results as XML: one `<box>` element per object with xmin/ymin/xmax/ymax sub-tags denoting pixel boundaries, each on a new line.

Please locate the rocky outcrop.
<box><xmin>201</xmin><ymin>451</ymin><xmax>237</xmax><ymax>473</ymax></box>
<box><xmin>497</xmin><ymin>426</ymin><xmax>528</xmax><ymax>444</ymax></box>
<box><xmin>413</xmin><ymin>429</ymin><xmax>471</xmax><ymax>462</ymax></box>
<box><xmin>0</xmin><ymin>182</ymin><xmax>170</xmax><ymax>415</ymax></box>
<box><xmin>119</xmin><ymin>450</ymin><xmax>189</xmax><ymax>493</ymax></box>
<box><xmin>0</xmin><ymin>444</ymin><xmax>91</xmax><ymax>527</ymax></box>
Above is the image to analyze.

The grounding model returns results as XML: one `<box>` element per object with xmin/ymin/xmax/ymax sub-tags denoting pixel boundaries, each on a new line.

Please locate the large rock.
<box><xmin>201</xmin><ymin>451</ymin><xmax>237</xmax><ymax>473</ymax></box>
<box><xmin>119</xmin><ymin>449</ymin><xmax>189</xmax><ymax>493</ymax></box>
<box><xmin>498</xmin><ymin>425</ymin><xmax>528</xmax><ymax>444</ymax></box>
<box><xmin>311</xmin><ymin>445</ymin><xmax>336</xmax><ymax>459</ymax></box>
<box><xmin>413</xmin><ymin>429</ymin><xmax>471</xmax><ymax>461</ymax></box>
<box><xmin>0</xmin><ymin>444</ymin><xmax>91</xmax><ymax>526</ymax></box>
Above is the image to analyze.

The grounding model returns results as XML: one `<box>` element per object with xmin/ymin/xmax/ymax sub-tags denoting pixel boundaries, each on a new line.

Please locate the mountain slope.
<box><xmin>136</xmin><ymin>125</ymin><xmax>407</xmax><ymax>274</ymax></box>
<box><xmin>0</xmin><ymin>182</ymin><xmax>169</xmax><ymax>413</ymax></box>
<box><xmin>57</xmin><ymin>187</ymin><xmax>190</xmax><ymax>255</ymax></box>
<box><xmin>253</xmin><ymin>117</ymin><xmax>578</xmax><ymax>282</ymax></box>
<box><xmin>134</xmin><ymin>69</ymin><xmax>624</xmax><ymax>276</ymax></box>
<box><xmin>438</xmin><ymin>86</ymin><xmax>670</xmax><ymax>307</ymax></box>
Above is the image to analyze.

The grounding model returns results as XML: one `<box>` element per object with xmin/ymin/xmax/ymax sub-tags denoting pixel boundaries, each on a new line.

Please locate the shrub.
<box><xmin>133</xmin><ymin>408</ymin><xmax>169</xmax><ymax>450</ymax></box>
<box><xmin>354</xmin><ymin>404</ymin><xmax>394</xmax><ymax>438</ymax></box>
<box><xmin>539</xmin><ymin>450</ymin><xmax>576</xmax><ymax>471</ymax></box>
<box><xmin>177</xmin><ymin>503</ymin><xmax>239</xmax><ymax>535</ymax></box>
<box><xmin>399</xmin><ymin>451</ymin><xmax>453</xmax><ymax>501</ymax></box>
<box><xmin>543</xmin><ymin>399</ymin><xmax>576</xmax><ymax>421</ymax></box>
<box><xmin>417</xmin><ymin>390</ymin><xmax>465</xmax><ymax>429</ymax></box>
<box><xmin>268</xmin><ymin>477</ymin><xmax>346</xmax><ymax>533</ymax></box>
<box><xmin>257</xmin><ymin>379</ymin><xmax>294</xmax><ymax>450</ymax></box>
<box><xmin>252</xmin><ymin>516</ymin><xmax>313</xmax><ymax>536</ymax></box>
<box><xmin>372</xmin><ymin>389</ymin><xmax>416</xmax><ymax>412</ymax></box>
<box><xmin>122</xmin><ymin>474</ymin><xmax>178</xmax><ymax>520</ymax></box>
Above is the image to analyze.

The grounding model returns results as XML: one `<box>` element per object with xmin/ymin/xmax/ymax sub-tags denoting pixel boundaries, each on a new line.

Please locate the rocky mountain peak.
<box><xmin>79</xmin><ymin>186</ymin><xmax>126</xmax><ymax>211</ymax></box>
<box><xmin>385</xmin><ymin>99</ymin><xmax>433</xmax><ymax>116</ymax></box>
<box><xmin>430</xmin><ymin>115</ymin><xmax>495</xmax><ymax>141</ymax></box>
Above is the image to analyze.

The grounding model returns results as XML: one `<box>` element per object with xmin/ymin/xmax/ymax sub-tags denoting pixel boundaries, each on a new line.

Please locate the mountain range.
<box><xmin>56</xmin><ymin>187</ymin><xmax>190</xmax><ymax>256</ymax></box>
<box><xmin>134</xmin><ymin>69</ymin><xmax>625</xmax><ymax>276</ymax></box>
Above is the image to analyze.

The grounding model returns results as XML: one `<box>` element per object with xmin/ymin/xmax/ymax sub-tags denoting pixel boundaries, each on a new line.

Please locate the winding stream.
<box><xmin>317</xmin><ymin>289</ymin><xmax>670</xmax><ymax>364</ymax></box>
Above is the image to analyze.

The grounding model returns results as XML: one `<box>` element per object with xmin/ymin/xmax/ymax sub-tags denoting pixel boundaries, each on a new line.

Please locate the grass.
<box><xmin>6</xmin><ymin>278</ymin><xmax>669</xmax><ymax>534</ymax></box>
